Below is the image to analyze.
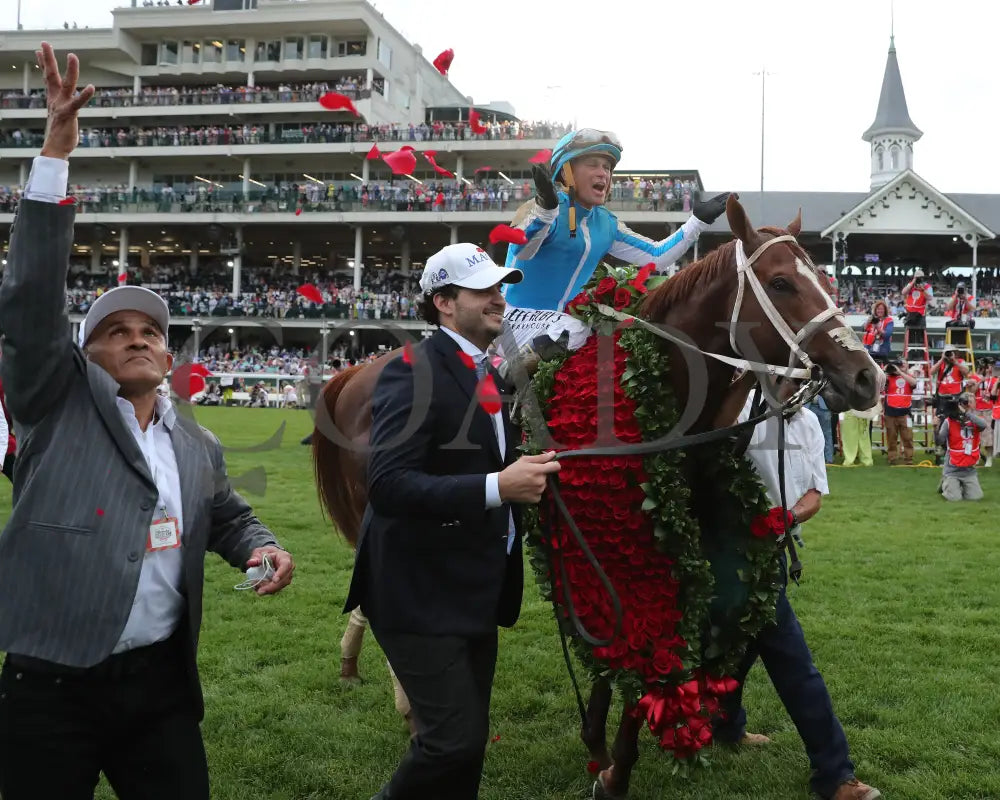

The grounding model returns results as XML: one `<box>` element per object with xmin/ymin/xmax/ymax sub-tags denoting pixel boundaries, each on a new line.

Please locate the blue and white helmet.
<box><xmin>549</xmin><ymin>129</ymin><xmax>623</xmax><ymax>178</ymax></box>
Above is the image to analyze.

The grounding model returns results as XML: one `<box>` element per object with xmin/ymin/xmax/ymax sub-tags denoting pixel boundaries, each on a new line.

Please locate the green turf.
<box><xmin>3</xmin><ymin>407</ymin><xmax>999</xmax><ymax>800</ymax></box>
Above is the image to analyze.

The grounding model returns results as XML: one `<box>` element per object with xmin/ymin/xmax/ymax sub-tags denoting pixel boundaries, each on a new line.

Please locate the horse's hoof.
<box><xmin>593</xmin><ymin>775</ymin><xmax>625</xmax><ymax>800</ymax></box>
<box><xmin>339</xmin><ymin>657</ymin><xmax>363</xmax><ymax>686</ymax></box>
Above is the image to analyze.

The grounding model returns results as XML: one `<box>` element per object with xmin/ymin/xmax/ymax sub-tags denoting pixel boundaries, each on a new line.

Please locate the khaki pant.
<box><xmin>884</xmin><ymin>413</ymin><xmax>914</xmax><ymax>464</ymax></box>
<box><xmin>840</xmin><ymin>414</ymin><xmax>873</xmax><ymax>466</ymax></box>
<box><xmin>941</xmin><ymin>469</ymin><xmax>984</xmax><ymax>501</ymax></box>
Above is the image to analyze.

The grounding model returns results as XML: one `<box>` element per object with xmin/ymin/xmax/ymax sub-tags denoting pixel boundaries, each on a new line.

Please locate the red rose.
<box><xmin>565</xmin><ymin>291</ymin><xmax>590</xmax><ymax>313</ymax></box>
<box><xmin>750</xmin><ymin>514</ymin><xmax>771</xmax><ymax>538</ymax></box>
<box><xmin>595</xmin><ymin>277</ymin><xmax>617</xmax><ymax>300</ymax></box>
<box><xmin>613</xmin><ymin>287</ymin><xmax>633</xmax><ymax>310</ymax></box>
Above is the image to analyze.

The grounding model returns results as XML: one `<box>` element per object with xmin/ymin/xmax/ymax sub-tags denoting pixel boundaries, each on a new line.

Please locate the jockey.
<box><xmin>501</xmin><ymin>129</ymin><xmax>730</xmax><ymax>357</ymax></box>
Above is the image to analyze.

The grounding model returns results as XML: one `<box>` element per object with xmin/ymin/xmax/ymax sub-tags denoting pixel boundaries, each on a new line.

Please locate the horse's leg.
<box><xmin>594</xmin><ymin>703</ymin><xmax>642</xmax><ymax>800</ymax></box>
<box><xmin>386</xmin><ymin>658</ymin><xmax>417</xmax><ymax>737</ymax></box>
<box><xmin>339</xmin><ymin>606</ymin><xmax>367</xmax><ymax>685</ymax></box>
<box><xmin>581</xmin><ymin>678</ymin><xmax>613</xmax><ymax>769</ymax></box>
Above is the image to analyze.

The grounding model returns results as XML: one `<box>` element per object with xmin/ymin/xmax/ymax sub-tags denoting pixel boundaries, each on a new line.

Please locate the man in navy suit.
<box><xmin>344</xmin><ymin>243</ymin><xmax>560</xmax><ymax>799</ymax></box>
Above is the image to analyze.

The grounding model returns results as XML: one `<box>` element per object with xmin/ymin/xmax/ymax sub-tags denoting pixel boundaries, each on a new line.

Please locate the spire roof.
<box><xmin>862</xmin><ymin>37</ymin><xmax>922</xmax><ymax>142</ymax></box>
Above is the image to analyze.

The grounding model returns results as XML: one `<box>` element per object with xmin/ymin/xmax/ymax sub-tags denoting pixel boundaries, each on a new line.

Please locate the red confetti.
<box><xmin>295</xmin><ymin>207</ymin><xmax>303</xmax><ymax>216</ymax></box>
<box><xmin>187</xmin><ymin>0</ymin><xmax>202</xmax><ymax>4</ymax></box>
<box><xmin>383</xmin><ymin>150</ymin><xmax>417</xmax><ymax>175</ymax></box>
<box><xmin>96</xmin><ymin>508</ymin><xmax>105</xmax><ymax>516</ymax></box>
<box><xmin>488</xmin><ymin>225</ymin><xmax>528</xmax><ymax>246</ymax></box>
<box><xmin>491</xmin><ymin>734</ymin><xmax>501</xmax><ymax>743</ymax></box>
<box><xmin>474</xmin><ymin>166</ymin><xmax>494</xmax><ymax>174</ymax></box>
<box><xmin>432</xmin><ymin>48</ymin><xmax>454</xmax><ymax>76</ymax></box>
<box><xmin>457</xmin><ymin>350</ymin><xmax>476</xmax><ymax>370</ymax></box>
<box><xmin>424</xmin><ymin>153</ymin><xmax>454</xmax><ymax>178</ymax></box>
<box><xmin>468</xmin><ymin>109</ymin><xmax>487</xmax><ymax>135</ymax></box>
<box><xmin>402</xmin><ymin>341</ymin><xmax>415</xmax><ymax>365</ymax></box>
<box><xmin>587</xmin><ymin>761</ymin><xmax>600</xmax><ymax>775</ymax></box>
<box><xmin>366</xmin><ymin>142</ymin><xmax>381</xmax><ymax>160</ymax></box>
<box><xmin>424</xmin><ymin>149</ymin><xmax>437</xmax><ymax>157</ymax></box>
<box><xmin>318</xmin><ymin>92</ymin><xmax>359</xmax><ymax>116</ymax></box>
<box><xmin>529</xmin><ymin>148</ymin><xmax>552</xmax><ymax>165</ymax></box>
<box><xmin>58</xmin><ymin>196</ymin><xmax>76</xmax><ymax>206</ymax></box>
<box><xmin>117</xmin><ymin>273</ymin><xmax>127</xmax><ymax>284</ymax></box>
<box><xmin>171</xmin><ymin>363</ymin><xmax>212</xmax><ymax>400</ymax></box>
<box><xmin>399</xmin><ymin>145</ymin><xmax>415</xmax><ymax>152</ymax></box>
<box><xmin>478</xmin><ymin>374</ymin><xmax>502</xmax><ymax>415</ymax></box>
<box><xmin>297</xmin><ymin>284</ymin><xmax>324</xmax><ymax>305</ymax></box>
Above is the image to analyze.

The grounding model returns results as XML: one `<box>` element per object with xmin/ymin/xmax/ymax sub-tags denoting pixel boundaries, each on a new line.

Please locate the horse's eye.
<box><xmin>769</xmin><ymin>277</ymin><xmax>792</xmax><ymax>292</ymax></box>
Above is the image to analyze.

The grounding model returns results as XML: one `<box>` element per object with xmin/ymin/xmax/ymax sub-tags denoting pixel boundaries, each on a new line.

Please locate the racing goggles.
<box><xmin>550</xmin><ymin>129</ymin><xmax>623</xmax><ymax>175</ymax></box>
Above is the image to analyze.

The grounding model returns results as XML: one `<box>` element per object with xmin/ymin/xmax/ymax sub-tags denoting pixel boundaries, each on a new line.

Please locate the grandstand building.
<box><xmin>2</xmin><ymin>6</ymin><xmax>999</xmax><ymax>362</ymax></box>
<box><xmin>0</xmin><ymin>0</ymin><xmax>699</xmax><ymax>359</ymax></box>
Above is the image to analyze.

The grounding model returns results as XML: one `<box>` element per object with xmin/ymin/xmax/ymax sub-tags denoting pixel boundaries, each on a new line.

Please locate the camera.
<box><xmin>939</xmin><ymin>397</ymin><xmax>966</xmax><ymax>420</ymax></box>
<box><xmin>885</xmin><ymin>360</ymin><xmax>902</xmax><ymax>375</ymax></box>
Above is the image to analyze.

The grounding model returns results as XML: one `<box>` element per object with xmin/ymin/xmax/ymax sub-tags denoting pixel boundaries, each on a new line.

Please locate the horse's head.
<box><xmin>725</xmin><ymin>195</ymin><xmax>880</xmax><ymax>413</ymax></box>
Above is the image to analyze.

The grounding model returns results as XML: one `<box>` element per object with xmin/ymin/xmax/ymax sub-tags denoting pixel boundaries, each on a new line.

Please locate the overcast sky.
<box><xmin>6</xmin><ymin>0</ymin><xmax>997</xmax><ymax>195</ymax></box>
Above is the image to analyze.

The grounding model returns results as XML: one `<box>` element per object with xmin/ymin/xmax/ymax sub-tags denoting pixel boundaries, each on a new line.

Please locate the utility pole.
<box><xmin>752</xmin><ymin>67</ymin><xmax>773</xmax><ymax>219</ymax></box>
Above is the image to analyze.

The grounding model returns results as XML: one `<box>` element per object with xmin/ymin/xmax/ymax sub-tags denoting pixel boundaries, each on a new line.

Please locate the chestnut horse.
<box><xmin>312</xmin><ymin>195</ymin><xmax>880</xmax><ymax>797</ymax></box>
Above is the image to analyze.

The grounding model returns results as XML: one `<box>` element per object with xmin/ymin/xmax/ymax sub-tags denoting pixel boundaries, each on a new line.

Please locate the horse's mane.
<box><xmin>640</xmin><ymin>226</ymin><xmax>808</xmax><ymax>321</ymax></box>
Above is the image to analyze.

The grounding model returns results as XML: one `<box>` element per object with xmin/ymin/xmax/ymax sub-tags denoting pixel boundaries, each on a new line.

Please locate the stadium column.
<box><xmin>18</xmin><ymin>162</ymin><xmax>27</xmax><ymax>187</ymax></box>
<box><xmin>22</xmin><ymin>62</ymin><xmax>29</xmax><ymax>93</ymax></box>
<box><xmin>292</xmin><ymin>240</ymin><xmax>302</xmax><ymax>275</ymax></box>
<box><xmin>450</xmin><ymin>225</ymin><xmax>458</xmax><ymax>245</ymax></box>
<box><xmin>232</xmin><ymin>226</ymin><xmax>243</xmax><ymax>298</ymax></box>
<box><xmin>401</xmin><ymin>238</ymin><xmax>411</xmax><ymax>272</ymax></box>
<box><xmin>189</xmin><ymin>250</ymin><xmax>198</xmax><ymax>277</ymax></box>
<box><xmin>242</xmin><ymin>157</ymin><xmax>251</xmax><ymax>199</ymax></box>
<box><xmin>971</xmin><ymin>237</ymin><xmax>979</xmax><ymax>302</ymax></box>
<box><xmin>192</xmin><ymin>320</ymin><xmax>201</xmax><ymax>356</ymax></box>
<box><xmin>354</xmin><ymin>226</ymin><xmax>363</xmax><ymax>290</ymax></box>
<box><xmin>118</xmin><ymin>228</ymin><xmax>129</xmax><ymax>282</ymax></box>
<box><xmin>456</xmin><ymin>154</ymin><xmax>464</xmax><ymax>183</ymax></box>
<box><xmin>132</xmin><ymin>75</ymin><xmax>140</xmax><ymax>103</ymax></box>
<box><xmin>362</xmin><ymin>159</ymin><xmax>370</xmax><ymax>183</ymax></box>
<box><xmin>128</xmin><ymin>160</ymin><xmax>138</xmax><ymax>191</ymax></box>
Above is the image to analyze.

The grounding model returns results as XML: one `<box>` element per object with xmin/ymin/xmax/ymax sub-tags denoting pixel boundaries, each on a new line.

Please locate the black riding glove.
<box><xmin>692</xmin><ymin>191</ymin><xmax>731</xmax><ymax>224</ymax></box>
<box><xmin>532</xmin><ymin>163</ymin><xmax>559</xmax><ymax>211</ymax></box>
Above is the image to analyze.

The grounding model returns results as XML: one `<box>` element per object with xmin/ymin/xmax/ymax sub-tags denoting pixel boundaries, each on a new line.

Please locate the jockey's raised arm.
<box><xmin>500</xmin><ymin>128</ymin><xmax>732</xmax><ymax>359</ymax></box>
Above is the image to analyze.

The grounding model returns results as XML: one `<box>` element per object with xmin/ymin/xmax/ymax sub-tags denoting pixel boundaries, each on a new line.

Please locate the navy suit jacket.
<box><xmin>343</xmin><ymin>328</ymin><xmax>523</xmax><ymax>635</ymax></box>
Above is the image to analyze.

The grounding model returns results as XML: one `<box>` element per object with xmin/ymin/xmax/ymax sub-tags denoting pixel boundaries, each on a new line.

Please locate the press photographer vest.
<box><xmin>885</xmin><ymin>376</ymin><xmax>913</xmax><ymax>409</ymax></box>
<box><xmin>975</xmin><ymin>376</ymin><xmax>994</xmax><ymax>411</ymax></box>
<box><xmin>904</xmin><ymin>286</ymin><xmax>929</xmax><ymax>314</ymax></box>
<box><xmin>946</xmin><ymin>418</ymin><xmax>980</xmax><ymax>468</ymax></box>
<box><xmin>937</xmin><ymin>362</ymin><xmax>964</xmax><ymax>396</ymax></box>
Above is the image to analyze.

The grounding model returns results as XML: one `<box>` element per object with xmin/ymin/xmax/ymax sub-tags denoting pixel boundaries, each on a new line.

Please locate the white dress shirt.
<box><xmin>113</xmin><ymin>395</ymin><xmax>187</xmax><ymax>652</ymax></box>
<box><xmin>739</xmin><ymin>395</ymin><xmax>829</xmax><ymax>510</ymax></box>
<box><xmin>438</xmin><ymin>327</ymin><xmax>515</xmax><ymax>553</ymax></box>
<box><xmin>23</xmin><ymin>156</ymin><xmax>69</xmax><ymax>202</ymax></box>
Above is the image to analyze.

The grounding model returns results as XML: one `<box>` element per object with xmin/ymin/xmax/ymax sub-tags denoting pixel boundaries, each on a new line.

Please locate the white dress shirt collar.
<box><xmin>115</xmin><ymin>394</ymin><xmax>176</xmax><ymax>431</ymax></box>
<box><xmin>439</xmin><ymin>326</ymin><xmax>488</xmax><ymax>364</ymax></box>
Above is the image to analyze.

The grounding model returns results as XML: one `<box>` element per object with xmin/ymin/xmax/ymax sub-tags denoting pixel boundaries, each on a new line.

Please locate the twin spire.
<box><xmin>863</xmin><ymin>33</ymin><xmax>921</xmax><ymax>189</ymax></box>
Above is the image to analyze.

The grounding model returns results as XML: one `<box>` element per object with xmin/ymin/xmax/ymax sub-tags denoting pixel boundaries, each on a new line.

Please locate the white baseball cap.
<box><xmin>78</xmin><ymin>286</ymin><xmax>170</xmax><ymax>347</ymax></box>
<box><xmin>419</xmin><ymin>243</ymin><xmax>523</xmax><ymax>295</ymax></box>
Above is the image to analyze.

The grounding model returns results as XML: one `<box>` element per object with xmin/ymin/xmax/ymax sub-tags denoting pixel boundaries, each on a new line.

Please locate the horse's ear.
<box><xmin>726</xmin><ymin>193</ymin><xmax>761</xmax><ymax>250</ymax></box>
<box><xmin>787</xmin><ymin>208</ymin><xmax>802</xmax><ymax>238</ymax></box>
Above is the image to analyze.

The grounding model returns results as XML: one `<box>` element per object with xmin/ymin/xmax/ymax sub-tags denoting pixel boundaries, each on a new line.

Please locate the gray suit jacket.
<box><xmin>0</xmin><ymin>199</ymin><xmax>278</xmax><ymax>714</ymax></box>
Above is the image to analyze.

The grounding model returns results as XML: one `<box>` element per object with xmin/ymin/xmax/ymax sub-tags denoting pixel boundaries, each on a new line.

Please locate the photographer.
<box><xmin>883</xmin><ymin>360</ymin><xmax>917</xmax><ymax>465</ymax></box>
<box><xmin>944</xmin><ymin>282</ymin><xmax>975</xmax><ymax>329</ymax></box>
<box><xmin>973</xmin><ymin>361</ymin><xmax>996</xmax><ymax>466</ymax></box>
<box><xmin>935</xmin><ymin>392</ymin><xmax>986</xmax><ymax>501</ymax></box>
<box><xmin>932</xmin><ymin>346</ymin><xmax>969</xmax><ymax>411</ymax></box>
<box><xmin>901</xmin><ymin>269</ymin><xmax>933</xmax><ymax>329</ymax></box>
<box><xmin>862</xmin><ymin>300</ymin><xmax>894</xmax><ymax>359</ymax></box>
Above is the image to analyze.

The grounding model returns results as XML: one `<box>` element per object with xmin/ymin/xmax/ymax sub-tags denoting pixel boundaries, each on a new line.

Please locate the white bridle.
<box><xmin>595</xmin><ymin>233</ymin><xmax>868</xmax><ymax>382</ymax></box>
<box><xmin>730</xmin><ymin>234</ymin><xmax>864</xmax><ymax>378</ymax></box>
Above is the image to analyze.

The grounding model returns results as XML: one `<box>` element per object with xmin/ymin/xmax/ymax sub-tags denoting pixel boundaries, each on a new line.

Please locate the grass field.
<box><xmin>3</xmin><ymin>406</ymin><xmax>1000</xmax><ymax>800</ymax></box>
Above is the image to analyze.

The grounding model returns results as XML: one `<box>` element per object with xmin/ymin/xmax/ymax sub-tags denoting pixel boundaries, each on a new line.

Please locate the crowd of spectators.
<box><xmin>1</xmin><ymin>118</ymin><xmax>569</xmax><ymax>150</ymax></box>
<box><xmin>64</xmin><ymin>265</ymin><xmax>423</xmax><ymax>321</ymax></box>
<box><xmin>0</xmin><ymin>175</ymin><xmax>696</xmax><ymax>215</ymax></box>
<box><xmin>837</xmin><ymin>273</ymin><xmax>1000</xmax><ymax>317</ymax></box>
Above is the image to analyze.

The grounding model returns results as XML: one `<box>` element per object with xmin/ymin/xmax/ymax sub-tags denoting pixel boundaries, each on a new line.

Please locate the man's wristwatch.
<box><xmin>788</xmin><ymin>509</ymin><xmax>800</xmax><ymax>528</ymax></box>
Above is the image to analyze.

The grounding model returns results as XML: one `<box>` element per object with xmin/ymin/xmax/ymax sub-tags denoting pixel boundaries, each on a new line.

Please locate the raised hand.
<box><xmin>693</xmin><ymin>191</ymin><xmax>732</xmax><ymax>224</ymax></box>
<box><xmin>532</xmin><ymin>163</ymin><xmax>559</xmax><ymax>211</ymax></box>
<box><xmin>35</xmin><ymin>41</ymin><xmax>95</xmax><ymax>160</ymax></box>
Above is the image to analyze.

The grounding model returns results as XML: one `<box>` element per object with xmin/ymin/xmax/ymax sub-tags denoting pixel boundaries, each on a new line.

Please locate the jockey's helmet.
<box><xmin>549</xmin><ymin>129</ymin><xmax>623</xmax><ymax>178</ymax></box>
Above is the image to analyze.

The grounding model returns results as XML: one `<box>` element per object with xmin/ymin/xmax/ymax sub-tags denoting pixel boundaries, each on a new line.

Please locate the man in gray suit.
<box><xmin>0</xmin><ymin>43</ymin><xmax>296</xmax><ymax>800</ymax></box>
